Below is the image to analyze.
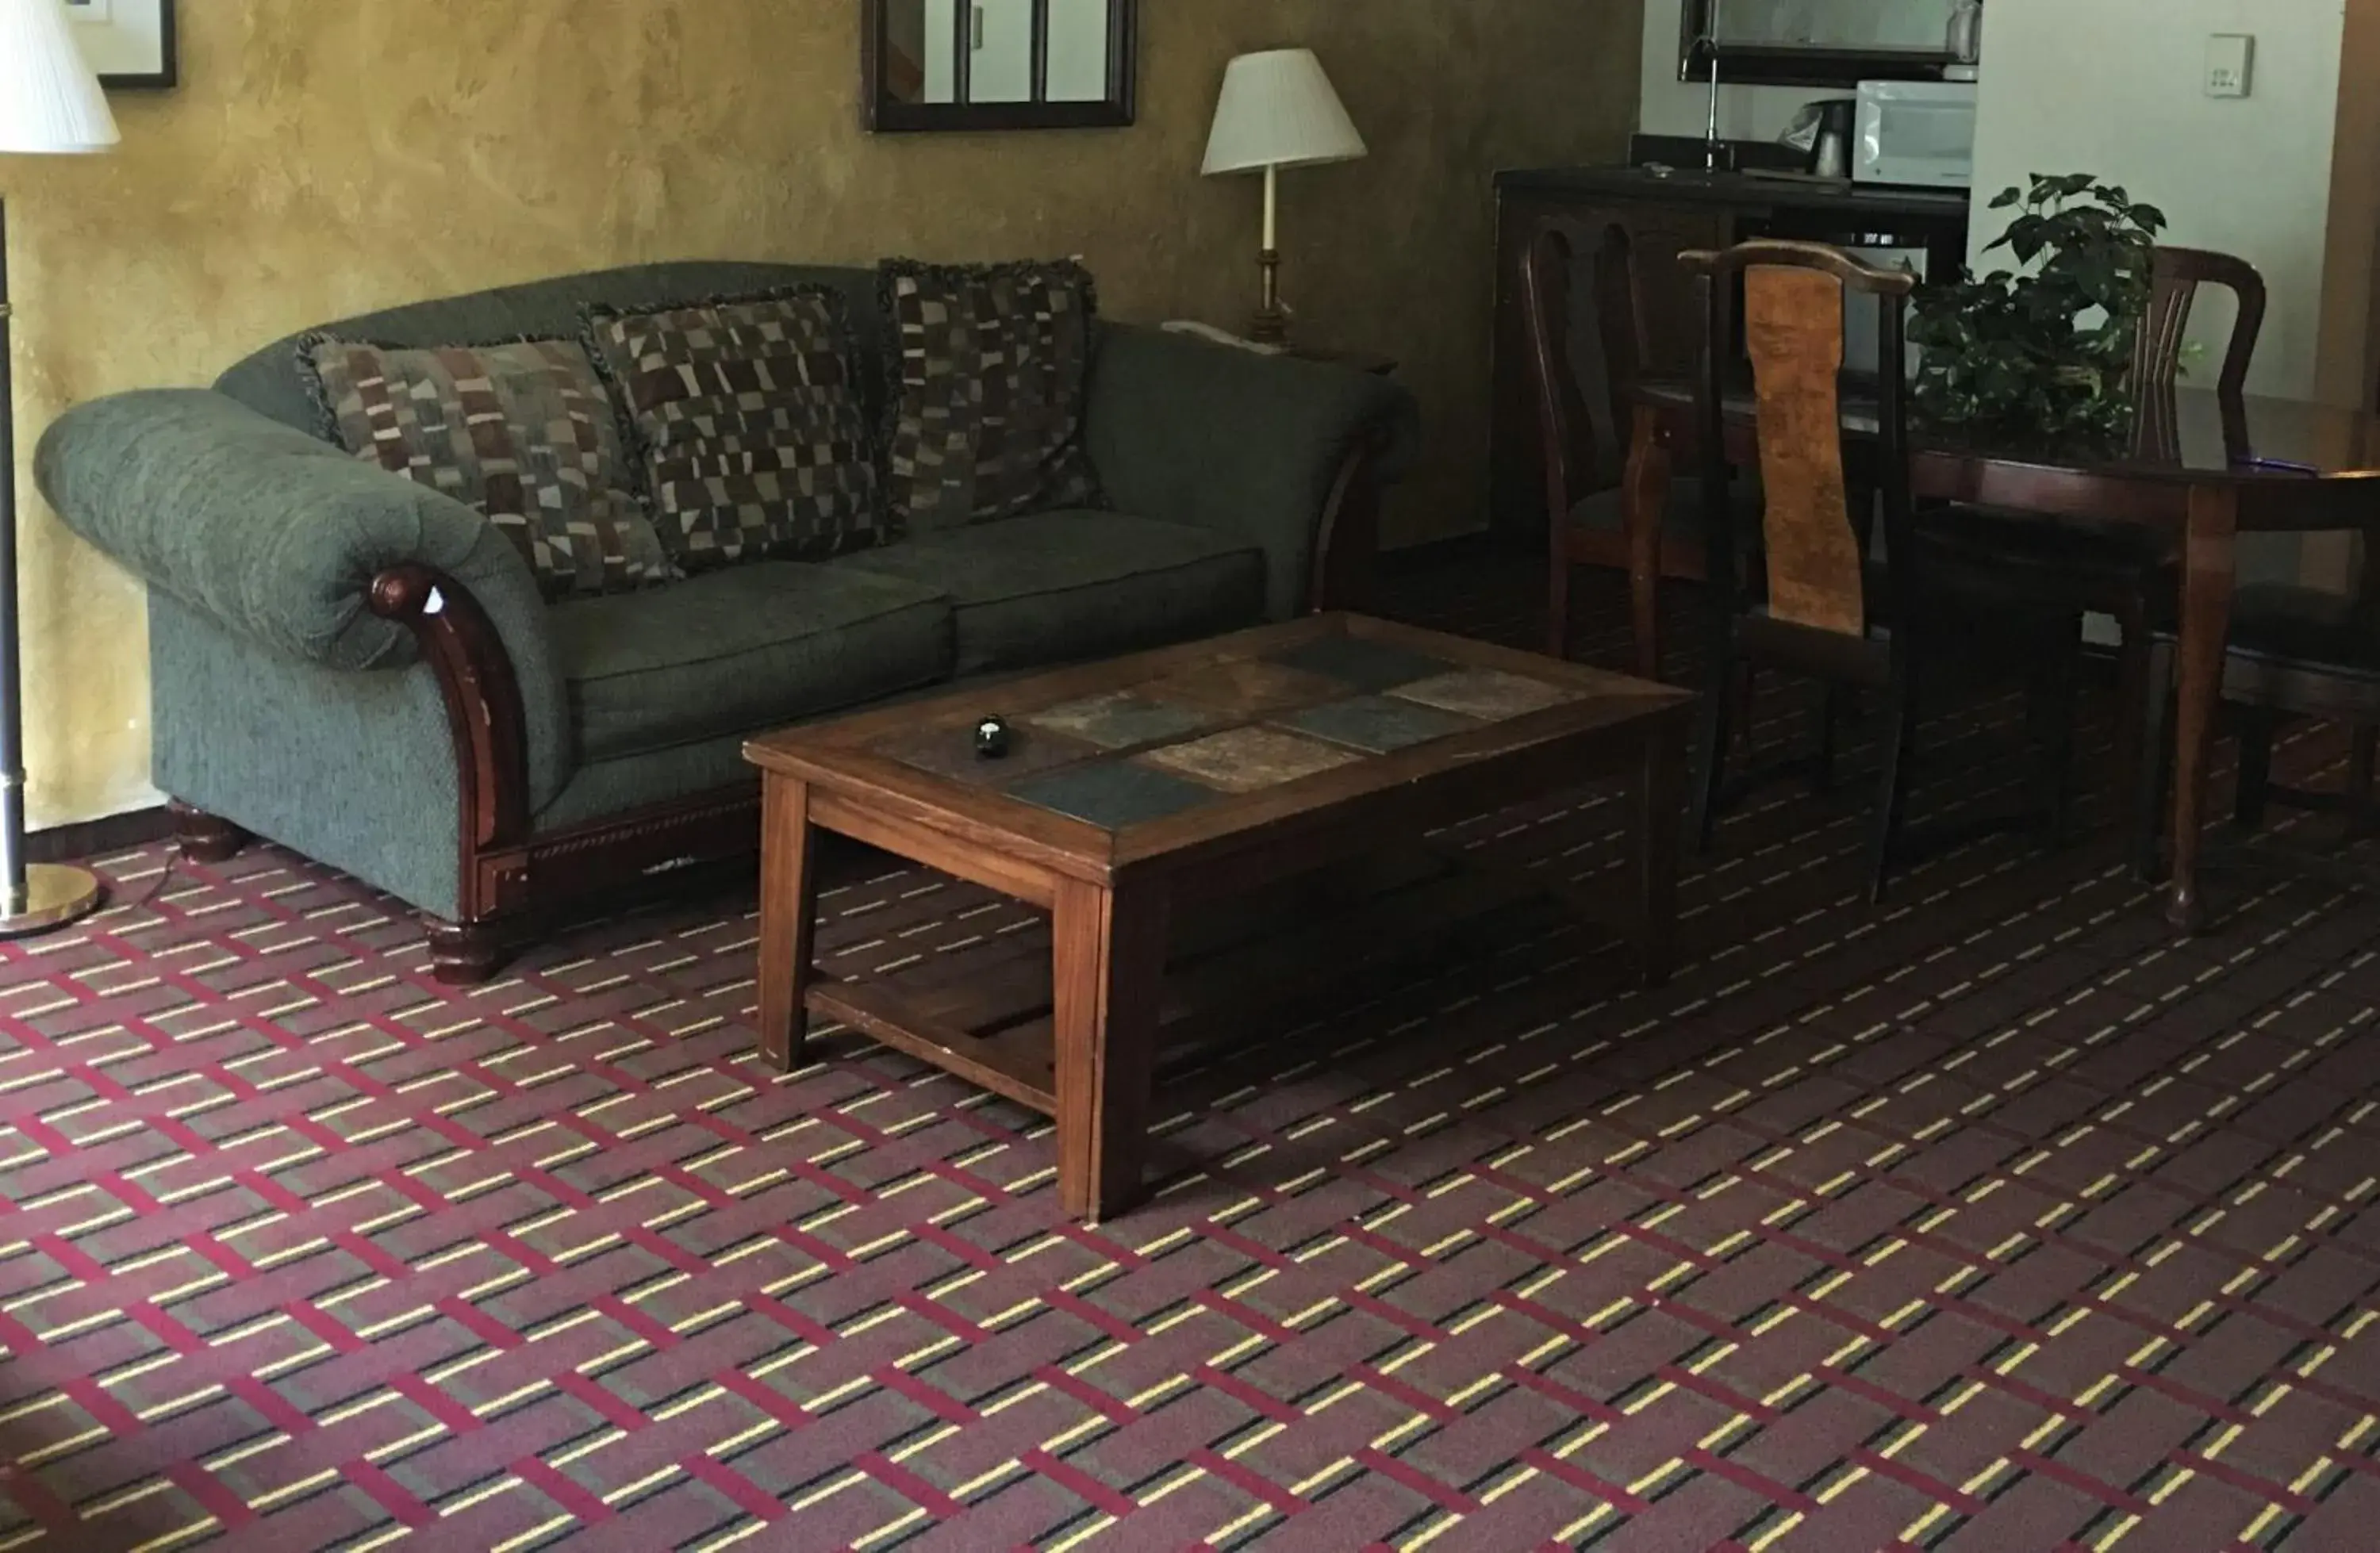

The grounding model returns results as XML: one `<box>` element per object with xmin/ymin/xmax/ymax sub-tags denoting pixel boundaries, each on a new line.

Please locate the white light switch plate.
<box><xmin>2206</xmin><ymin>33</ymin><xmax>2255</xmax><ymax>97</ymax></box>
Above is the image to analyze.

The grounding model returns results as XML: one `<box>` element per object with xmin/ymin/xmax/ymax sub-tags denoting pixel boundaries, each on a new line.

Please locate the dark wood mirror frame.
<box><xmin>1676</xmin><ymin>0</ymin><xmax>1953</xmax><ymax>88</ymax></box>
<box><xmin>863</xmin><ymin>0</ymin><xmax>1138</xmax><ymax>133</ymax></box>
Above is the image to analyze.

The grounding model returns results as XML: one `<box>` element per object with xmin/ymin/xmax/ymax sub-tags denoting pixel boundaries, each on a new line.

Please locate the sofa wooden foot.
<box><xmin>425</xmin><ymin>917</ymin><xmax>512</xmax><ymax>986</ymax></box>
<box><xmin>171</xmin><ymin>800</ymin><xmax>250</xmax><ymax>864</ymax></box>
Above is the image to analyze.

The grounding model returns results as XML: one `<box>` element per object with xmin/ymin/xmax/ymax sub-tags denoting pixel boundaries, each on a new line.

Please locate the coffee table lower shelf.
<box><xmin>790</xmin><ymin>842</ymin><xmax>1659</xmax><ymax>1176</ymax></box>
<box><xmin>806</xmin><ymin>976</ymin><xmax>1060</xmax><ymax>1116</ymax></box>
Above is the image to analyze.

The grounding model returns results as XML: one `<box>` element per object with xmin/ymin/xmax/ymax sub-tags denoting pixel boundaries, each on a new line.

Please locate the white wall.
<box><xmin>1969</xmin><ymin>0</ymin><xmax>2360</xmax><ymax>401</ymax></box>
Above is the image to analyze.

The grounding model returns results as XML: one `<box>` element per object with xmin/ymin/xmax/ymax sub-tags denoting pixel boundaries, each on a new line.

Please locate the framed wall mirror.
<box><xmin>865</xmin><ymin>0</ymin><xmax>1137</xmax><ymax>132</ymax></box>
<box><xmin>1679</xmin><ymin>0</ymin><xmax>1956</xmax><ymax>87</ymax></box>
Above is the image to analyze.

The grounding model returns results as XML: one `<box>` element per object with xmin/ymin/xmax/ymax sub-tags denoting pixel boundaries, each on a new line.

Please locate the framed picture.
<box><xmin>63</xmin><ymin>0</ymin><xmax>177</xmax><ymax>91</ymax></box>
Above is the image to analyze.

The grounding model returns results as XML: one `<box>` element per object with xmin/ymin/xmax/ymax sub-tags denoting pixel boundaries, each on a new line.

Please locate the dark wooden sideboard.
<box><xmin>1489</xmin><ymin>164</ymin><xmax>1971</xmax><ymax>538</ymax></box>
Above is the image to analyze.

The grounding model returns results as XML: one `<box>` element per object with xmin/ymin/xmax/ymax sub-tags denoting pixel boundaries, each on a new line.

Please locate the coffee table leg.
<box><xmin>1635</xmin><ymin>723</ymin><xmax>1685</xmax><ymax>987</ymax></box>
<box><xmin>1052</xmin><ymin>878</ymin><xmax>1169</xmax><ymax>1224</ymax></box>
<box><xmin>757</xmin><ymin>776</ymin><xmax>818</xmax><ymax>1071</ymax></box>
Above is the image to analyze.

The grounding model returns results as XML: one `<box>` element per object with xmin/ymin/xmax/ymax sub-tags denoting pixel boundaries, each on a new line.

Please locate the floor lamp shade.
<box><xmin>0</xmin><ymin>0</ymin><xmax>115</xmax><ymax>937</ymax></box>
<box><xmin>1201</xmin><ymin>48</ymin><xmax>1366</xmax><ymax>347</ymax></box>
<box><xmin>0</xmin><ymin>0</ymin><xmax>120</xmax><ymax>153</ymax></box>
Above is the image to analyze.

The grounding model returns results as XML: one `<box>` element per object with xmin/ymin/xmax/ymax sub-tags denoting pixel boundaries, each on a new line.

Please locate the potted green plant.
<box><xmin>1909</xmin><ymin>172</ymin><xmax>2167</xmax><ymax>439</ymax></box>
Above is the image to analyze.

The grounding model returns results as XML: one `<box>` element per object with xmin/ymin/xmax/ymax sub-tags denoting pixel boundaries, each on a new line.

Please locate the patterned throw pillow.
<box><xmin>879</xmin><ymin>258</ymin><xmax>1104</xmax><ymax>531</ymax></box>
<box><xmin>582</xmin><ymin>288</ymin><xmax>885</xmax><ymax>570</ymax></box>
<box><xmin>300</xmin><ymin>336</ymin><xmax>674</xmax><ymax>601</ymax></box>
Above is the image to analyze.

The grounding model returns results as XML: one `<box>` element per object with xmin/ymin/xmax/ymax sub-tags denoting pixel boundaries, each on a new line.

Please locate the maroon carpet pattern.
<box><xmin>5</xmin><ymin>563</ymin><xmax>2380</xmax><ymax>1552</ymax></box>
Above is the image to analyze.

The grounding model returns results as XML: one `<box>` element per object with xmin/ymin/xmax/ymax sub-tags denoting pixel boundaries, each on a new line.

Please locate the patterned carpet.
<box><xmin>5</xmin><ymin>557</ymin><xmax>2380</xmax><ymax>1552</ymax></box>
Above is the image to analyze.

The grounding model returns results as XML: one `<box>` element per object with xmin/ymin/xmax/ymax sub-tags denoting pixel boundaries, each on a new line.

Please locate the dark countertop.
<box><xmin>1495</xmin><ymin>164</ymin><xmax>1971</xmax><ymax>224</ymax></box>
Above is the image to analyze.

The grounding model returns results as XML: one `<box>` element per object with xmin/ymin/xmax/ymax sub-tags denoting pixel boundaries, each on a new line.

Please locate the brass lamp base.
<box><xmin>1250</xmin><ymin>247</ymin><xmax>1290</xmax><ymax>347</ymax></box>
<box><xmin>0</xmin><ymin>864</ymin><xmax>102</xmax><ymax>937</ymax></box>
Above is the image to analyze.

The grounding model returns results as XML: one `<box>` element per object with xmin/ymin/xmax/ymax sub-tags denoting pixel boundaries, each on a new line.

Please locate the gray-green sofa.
<box><xmin>36</xmin><ymin>261</ymin><xmax>1419</xmax><ymax>981</ymax></box>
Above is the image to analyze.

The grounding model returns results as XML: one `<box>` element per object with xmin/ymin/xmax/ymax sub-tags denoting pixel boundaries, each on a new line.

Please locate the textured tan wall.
<box><xmin>13</xmin><ymin>0</ymin><xmax>1640</xmax><ymax>826</ymax></box>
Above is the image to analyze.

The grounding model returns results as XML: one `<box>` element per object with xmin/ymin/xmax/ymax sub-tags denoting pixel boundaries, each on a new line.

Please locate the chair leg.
<box><xmin>2133</xmin><ymin>637</ymin><xmax>2176</xmax><ymax>884</ymax></box>
<box><xmin>2111</xmin><ymin>596</ymin><xmax>2153</xmax><ymax>811</ymax></box>
<box><xmin>1689</xmin><ymin>635</ymin><xmax>1738</xmax><ymax>853</ymax></box>
<box><xmin>2350</xmin><ymin>726</ymin><xmax>2378</xmax><ymax>838</ymax></box>
<box><xmin>1732</xmin><ymin>665</ymin><xmax>1758</xmax><ymax>763</ymax></box>
<box><xmin>1545</xmin><ymin>550</ymin><xmax>1572</xmax><ymax>662</ymax></box>
<box><xmin>2033</xmin><ymin>630</ymin><xmax>2081</xmax><ymax>849</ymax></box>
<box><xmin>2233</xmin><ymin>710</ymin><xmax>2275</xmax><ymax>834</ymax></box>
<box><xmin>1812</xmin><ymin>684</ymin><xmax>1844</xmax><ymax>796</ymax></box>
<box><xmin>1868</xmin><ymin>662</ymin><xmax>1921</xmax><ymax>905</ymax></box>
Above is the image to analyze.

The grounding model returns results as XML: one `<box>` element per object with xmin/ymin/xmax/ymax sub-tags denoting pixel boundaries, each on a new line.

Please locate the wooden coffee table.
<box><xmin>744</xmin><ymin>614</ymin><xmax>1694</xmax><ymax>1222</ymax></box>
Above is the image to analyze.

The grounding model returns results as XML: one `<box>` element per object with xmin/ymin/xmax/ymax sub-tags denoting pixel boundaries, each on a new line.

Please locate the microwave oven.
<box><xmin>1853</xmin><ymin>80</ymin><xmax>1978</xmax><ymax>189</ymax></box>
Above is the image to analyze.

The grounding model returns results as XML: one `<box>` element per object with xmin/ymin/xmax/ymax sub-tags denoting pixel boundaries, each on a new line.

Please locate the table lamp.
<box><xmin>1201</xmin><ymin>48</ymin><xmax>1367</xmax><ymax>347</ymax></box>
<box><xmin>0</xmin><ymin>0</ymin><xmax>117</xmax><ymax>938</ymax></box>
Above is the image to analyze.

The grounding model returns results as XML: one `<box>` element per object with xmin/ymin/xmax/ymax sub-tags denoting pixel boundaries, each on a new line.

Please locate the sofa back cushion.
<box><xmin>582</xmin><ymin>287</ymin><xmax>888</xmax><ymax>570</ymax></box>
<box><xmin>879</xmin><ymin>258</ymin><xmax>1104</xmax><ymax>532</ymax></box>
<box><xmin>219</xmin><ymin>263</ymin><xmax>885</xmax><ymax>438</ymax></box>
<box><xmin>300</xmin><ymin>336</ymin><xmax>676</xmax><ymax>600</ymax></box>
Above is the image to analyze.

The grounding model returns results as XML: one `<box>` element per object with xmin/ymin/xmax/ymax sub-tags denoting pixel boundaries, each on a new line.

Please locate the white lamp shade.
<box><xmin>0</xmin><ymin>0</ymin><xmax>117</xmax><ymax>155</ymax></box>
<box><xmin>1202</xmin><ymin>48</ymin><xmax>1365</xmax><ymax>177</ymax></box>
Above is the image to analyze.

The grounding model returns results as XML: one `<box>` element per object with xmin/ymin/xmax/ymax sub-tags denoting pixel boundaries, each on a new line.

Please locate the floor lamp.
<box><xmin>0</xmin><ymin>0</ymin><xmax>118</xmax><ymax>937</ymax></box>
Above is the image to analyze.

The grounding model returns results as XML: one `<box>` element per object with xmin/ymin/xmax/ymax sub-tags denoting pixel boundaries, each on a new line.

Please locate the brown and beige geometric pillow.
<box><xmin>878</xmin><ymin>257</ymin><xmax>1104</xmax><ymax>531</ymax></box>
<box><xmin>300</xmin><ymin>336</ymin><xmax>675</xmax><ymax>601</ymax></box>
<box><xmin>582</xmin><ymin>288</ymin><xmax>886</xmax><ymax>570</ymax></box>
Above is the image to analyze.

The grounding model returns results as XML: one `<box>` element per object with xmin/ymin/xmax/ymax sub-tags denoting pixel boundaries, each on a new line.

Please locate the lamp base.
<box><xmin>1250</xmin><ymin>247</ymin><xmax>1290</xmax><ymax>347</ymax></box>
<box><xmin>0</xmin><ymin>864</ymin><xmax>102</xmax><ymax>938</ymax></box>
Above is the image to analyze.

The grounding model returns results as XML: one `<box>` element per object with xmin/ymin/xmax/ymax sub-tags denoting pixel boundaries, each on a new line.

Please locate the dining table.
<box><xmin>1618</xmin><ymin>379</ymin><xmax>2380</xmax><ymax>933</ymax></box>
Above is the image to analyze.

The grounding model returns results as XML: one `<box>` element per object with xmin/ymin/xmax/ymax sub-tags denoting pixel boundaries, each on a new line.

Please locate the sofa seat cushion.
<box><xmin>551</xmin><ymin>563</ymin><xmax>954</xmax><ymax>763</ymax></box>
<box><xmin>834</xmin><ymin>510</ymin><xmax>1266</xmax><ymax>676</ymax></box>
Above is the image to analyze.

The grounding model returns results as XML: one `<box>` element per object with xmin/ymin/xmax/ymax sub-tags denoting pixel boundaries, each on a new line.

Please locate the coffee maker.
<box><xmin>1806</xmin><ymin>98</ymin><xmax>1857</xmax><ymax>179</ymax></box>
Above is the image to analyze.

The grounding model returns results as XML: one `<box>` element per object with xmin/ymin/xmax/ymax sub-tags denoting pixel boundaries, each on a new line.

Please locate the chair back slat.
<box><xmin>2134</xmin><ymin>245</ymin><xmax>2267</xmax><ymax>397</ymax></box>
<box><xmin>1591</xmin><ymin>225</ymin><xmax>1645</xmax><ymax>458</ymax></box>
<box><xmin>1683</xmin><ymin>240</ymin><xmax>1917</xmax><ymax>645</ymax></box>
<box><xmin>1743</xmin><ymin>266</ymin><xmax>1867</xmax><ymax>637</ymax></box>
<box><xmin>1518</xmin><ymin>225</ymin><xmax>1599</xmax><ymax>520</ymax></box>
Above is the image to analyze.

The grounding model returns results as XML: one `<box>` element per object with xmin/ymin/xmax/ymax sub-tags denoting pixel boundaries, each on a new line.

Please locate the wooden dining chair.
<box><xmin>1922</xmin><ymin>245</ymin><xmax>2270</xmax><ymax>799</ymax></box>
<box><xmin>1683</xmin><ymin>240</ymin><xmax>2086</xmax><ymax>902</ymax></box>
<box><xmin>1522</xmin><ymin>222</ymin><xmax>1756</xmax><ymax>673</ymax></box>
<box><xmin>2132</xmin><ymin>585</ymin><xmax>2380</xmax><ymax>883</ymax></box>
<box><xmin>2134</xmin><ymin>246</ymin><xmax>2268</xmax><ymax>397</ymax></box>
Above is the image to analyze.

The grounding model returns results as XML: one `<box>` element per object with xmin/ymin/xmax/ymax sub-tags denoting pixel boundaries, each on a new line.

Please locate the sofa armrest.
<box><xmin>1084</xmin><ymin>325</ymin><xmax>1422</xmax><ymax>620</ymax></box>
<box><xmin>35</xmin><ymin>388</ymin><xmax>572</xmax><ymax>809</ymax></box>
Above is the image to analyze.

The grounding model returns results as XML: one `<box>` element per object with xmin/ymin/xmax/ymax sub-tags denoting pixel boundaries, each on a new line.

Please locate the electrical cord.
<box><xmin>94</xmin><ymin>846</ymin><xmax>183</xmax><ymax>917</ymax></box>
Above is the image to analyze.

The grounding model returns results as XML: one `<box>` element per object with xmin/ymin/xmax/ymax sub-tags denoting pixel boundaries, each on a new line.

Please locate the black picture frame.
<box><xmin>1677</xmin><ymin>0</ymin><xmax>1951</xmax><ymax>89</ymax></box>
<box><xmin>71</xmin><ymin>0</ymin><xmax>178</xmax><ymax>91</ymax></box>
<box><xmin>864</xmin><ymin>0</ymin><xmax>1136</xmax><ymax>133</ymax></box>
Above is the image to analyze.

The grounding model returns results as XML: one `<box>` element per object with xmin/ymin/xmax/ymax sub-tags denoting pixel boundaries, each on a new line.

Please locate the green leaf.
<box><xmin>1908</xmin><ymin>170</ymin><xmax>2149</xmax><ymax>439</ymax></box>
